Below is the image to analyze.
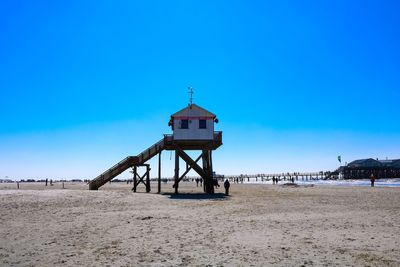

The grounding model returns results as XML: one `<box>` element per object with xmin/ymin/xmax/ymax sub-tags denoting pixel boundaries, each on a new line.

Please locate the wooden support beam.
<box><xmin>202</xmin><ymin>149</ymin><xmax>214</xmax><ymax>194</ymax></box>
<box><xmin>207</xmin><ymin>150</ymin><xmax>214</xmax><ymax>194</ymax></box>
<box><xmin>132</xmin><ymin>166</ymin><xmax>137</xmax><ymax>192</ymax></box>
<box><xmin>174</xmin><ymin>150</ymin><xmax>179</xmax><ymax>194</ymax></box>
<box><xmin>170</xmin><ymin>144</ymin><xmax>217</xmax><ymax>194</ymax></box>
<box><xmin>174</xmin><ymin>154</ymin><xmax>203</xmax><ymax>187</ymax></box>
<box><xmin>209</xmin><ymin>150</ymin><xmax>213</xmax><ymax>176</ymax></box>
<box><xmin>146</xmin><ymin>165</ymin><xmax>151</xmax><ymax>193</ymax></box>
<box><xmin>132</xmin><ymin>165</ymin><xmax>151</xmax><ymax>192</ymax></box>
<box><xmin>175</xmin><ymin>145</ymin><xmax>208</xmax><ymax>180</ymax></box>
<box><xmin>135</xmin><ymin>169</ymin><xmax>150</xmax><ymax>188</ymax></box>
<box><xmin>158</xmin><ymin>151</ymin><xmax>161</xmax><ymax>194</ymax></box>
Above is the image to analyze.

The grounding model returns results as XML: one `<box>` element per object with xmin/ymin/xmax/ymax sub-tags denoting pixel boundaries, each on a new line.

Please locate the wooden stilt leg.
<box><xmin>174</xmin><ymin>150</ymin><xmax>179</xmax><ymax>194</ymax></box>
<box><xmin>133</xmin><ymin>166</ymin><xmax>137</xmax><ymax>192</ymax></box>
<box><xmin>146</xmin><ymin>165</ymin><xmax>151</xmax><ymax>193</ymax></box>
<box><xmin>202</xmin><ymin>150</ymin><xmax>207</xmax><ymax>193</ymax></box>
<box><xmin>208</xmin><ymin>150</ymin><xmax>214</xmax><ymax>194</ymax></box>
<box><xmin>158</xmin><ymin>152</ymin><xmax>161</xmax><ymax>194</ymax></box>
<box><xmin>202</xmin><ymin>150</ymin><xmax>214</xmax><ymax>194</ymax></box>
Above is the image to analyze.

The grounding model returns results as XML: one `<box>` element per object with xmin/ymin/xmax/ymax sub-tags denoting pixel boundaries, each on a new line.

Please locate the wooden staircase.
<box><xmin>89</xmin><ymin>132</ymin><xmax>222</xmax><ymax>192</ymax></box>
<box><xmin>89</xmin><ymin>138</ymin><xmax>166</xmax><ymax>190</ymax></box>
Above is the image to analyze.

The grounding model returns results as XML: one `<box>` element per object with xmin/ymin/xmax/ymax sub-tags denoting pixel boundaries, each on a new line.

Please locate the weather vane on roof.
<box><xmin>188</xmin><ymin>86</ymin><xmax>194</xmax><ymax>105</ymax></box>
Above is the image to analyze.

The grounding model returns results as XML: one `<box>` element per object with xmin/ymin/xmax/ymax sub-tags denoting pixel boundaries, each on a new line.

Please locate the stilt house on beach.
<box><xmin>89</xmin><ymin>102</ymin><xmax>222</xmax><ymax>194</ymax></box>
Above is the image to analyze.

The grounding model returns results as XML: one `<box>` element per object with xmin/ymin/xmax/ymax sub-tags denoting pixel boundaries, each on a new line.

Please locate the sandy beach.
<box><xmin>0</xmin><ymin>181</ymin><xmax>399</xmax><ymax>266</ymax></box>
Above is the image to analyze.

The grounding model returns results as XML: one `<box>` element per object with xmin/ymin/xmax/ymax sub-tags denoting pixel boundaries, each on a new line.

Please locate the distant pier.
<box><xmin>223</xmin><ymin>172</ymin><xmax>332</xmax><ymax>183</ymax></box>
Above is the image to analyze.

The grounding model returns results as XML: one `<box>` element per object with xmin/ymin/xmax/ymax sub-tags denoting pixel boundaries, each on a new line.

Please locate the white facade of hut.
<box><xmin>169</xmin><ymin>104</ymin><xmax>217</xmax><ymax>140</ymax></box>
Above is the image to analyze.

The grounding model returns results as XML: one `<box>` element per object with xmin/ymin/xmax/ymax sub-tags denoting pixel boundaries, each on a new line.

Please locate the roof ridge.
<box><xmin>171</xmin><ymin>104</ymin><xmax>216</xmax><ymax>118</ymax></box>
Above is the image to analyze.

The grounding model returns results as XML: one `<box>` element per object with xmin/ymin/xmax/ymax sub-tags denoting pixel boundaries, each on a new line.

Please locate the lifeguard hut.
<box><xmin>167</xmin><ymin>103</ymin><xmax>222</xmax><ymax>193</ymax></box>
<box><xmin>89</xmin><ymin>92</ymin><xmax>222</xmax><ymax>194</ymax></box>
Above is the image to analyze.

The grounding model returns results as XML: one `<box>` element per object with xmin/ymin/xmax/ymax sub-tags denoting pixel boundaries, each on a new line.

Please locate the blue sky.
<box><xmin>1</xmin><ymin>1</ymin><xmax>399</xmax><ymax>180</ymax></box>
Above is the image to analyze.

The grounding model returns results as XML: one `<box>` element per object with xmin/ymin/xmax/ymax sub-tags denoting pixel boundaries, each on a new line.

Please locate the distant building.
<box><xmin>339</xmin><ymin>158</ymin><xmax>400</xmax><ymax>179</ymax></box>
<box><xmin>347</xmin><ymin>158</ymin><xmax>400</xmax><ymax>169</ymax></box>
<box><xmin>347</xmin><ymin>158</ymin><xmax>383</xmax><ymax>168</ymax></box>
<box><xmin>169</xmin><ymin>104</ymin><xmax>218</xmax><ymax>140</ymax></box>
<box><xmin>391</xmin><ymin>160</ymin><xmax>400</xmax><ymax>168</ymax></box>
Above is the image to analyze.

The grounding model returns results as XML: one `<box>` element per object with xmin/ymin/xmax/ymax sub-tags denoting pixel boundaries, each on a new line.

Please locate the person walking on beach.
<box><xmin>224</xmin><ymin>179</ymin><xmax>230</xmax><ymax>196</ymax></box>
<box><xmin>370</xmin><ymin>173</ymin><xmax>376</xmax><ymax>187</ymax></box>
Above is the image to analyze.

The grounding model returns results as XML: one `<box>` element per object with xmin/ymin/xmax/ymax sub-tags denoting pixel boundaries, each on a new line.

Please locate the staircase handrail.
<box><xmin>136</xmin><ymin>137</ymin><xmax>165</xmax><ymax>163</ymax></box>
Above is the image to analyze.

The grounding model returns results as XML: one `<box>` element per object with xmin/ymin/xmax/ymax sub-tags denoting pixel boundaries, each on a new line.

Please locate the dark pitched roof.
<box><xmin>348</xmin><ymin>158</ymin><xmax>382</xmax><ymax>168</ymax></box>
<box><xmin>377</xmin><ymin>159</ymin><xmax>400</xmax><ymax>167</ymax></box>
<box><xmin>171</xmin><ymin>104</ymin><xmax>216</xmax><ymax>118</ymax></box>
<box><xmin>347</xmin><ymin>158</ymin><xmax>400</xmax><ymax>168</ymax></box>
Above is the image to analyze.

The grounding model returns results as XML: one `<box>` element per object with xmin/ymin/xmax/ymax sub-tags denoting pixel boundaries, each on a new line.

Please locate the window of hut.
<box><xmin>181</xmin><ymin>119</ymin><xmax>189</xmax><ymax>129</ymax></box>
<box><xmin>199</xmin><ymin>119</ymin><xmax>207</xmax><ymax>129</ymax></box>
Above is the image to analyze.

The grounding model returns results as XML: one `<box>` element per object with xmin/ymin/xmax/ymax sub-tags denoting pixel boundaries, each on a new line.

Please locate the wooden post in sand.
<box><xmin>17</xmin><ymin>182</ymin><xmax>19</xmax><ymax>189</ymax></box>
<box><xmin>145</xmin><ymin>165</ymin><xmax>151</xmax><ymax>193</ymax></box>
<box><xmin>158</xmin><ymin>151</ymin><xmax>161</xmax><ymax>194</ymax></box>
<box><xmin>174</xmin><ymin>151</ymin><xmax>179</xmax><ymax>194</ymax></box>
<box><xmin>133</xmin><ymin>166</ymin><xmax>137</xmax><ymax>192</ymax></box>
